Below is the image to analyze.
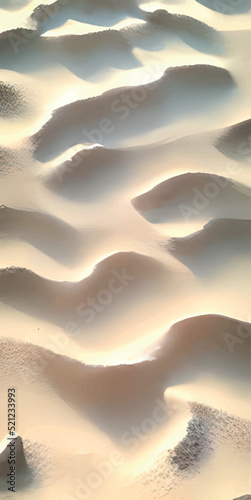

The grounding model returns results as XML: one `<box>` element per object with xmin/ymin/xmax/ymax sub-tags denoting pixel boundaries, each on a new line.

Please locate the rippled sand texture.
<box><xmin>0</xmin><ymin>0</ymin><xmax>250</xmax><ymax>499</ymax></box>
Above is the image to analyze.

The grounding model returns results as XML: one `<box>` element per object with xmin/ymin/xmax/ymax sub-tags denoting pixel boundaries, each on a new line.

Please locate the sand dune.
<box><xmin>0</xmin><ymin>26</ymin><xmax>135</xmax><ymax>80</ymax></box>
<box><xmin>40</xmin><ymin>11</ymin><xmax>219</xmax><ymax>53</ymax></box>
<box><xmin>138</xmin><ymin>401</ymin><xmax>251</xmax><ymax>500</ymax></box>
<box><xmin>0</xmin><ymin>28</ymin><xmax>38</xmax><ymax>53</ymax></box>
<box><xmin>48</xmin><ymin>28</ymin><xmax>129</xmax><ymax>50</ymax></box>
<box><xmin>0</xmin><ymin>11</ymin><xmax>220</xmax><ymax>66</ymax></box>
<box><xmin>44</xmin><ymin>146</ymin><xmax>130</xmax><ymax>200</ymax></box>
<box><xmin>168</xmin><ymin>218</ymin><xmax>251</xmax><ymax>276</ymax></box>
<box><xmin>0</xmin><ymin>311</ymin><xmax>250</xmax><ymax>497</ymax></box>
<box><xmin>1</xmin><ymin>313</ymin><xmax>249</xmax><ymax>436</ymax></box>
<box><xmin>1</xmin><ymin>0</ymin><xmax>250</xmax><ymax>498</ymax></box>
<box><xmin>132</xmin><ymin>172</ymin><xmax>251</xmax><ymax>223</ymax></box>
<box><xmin>26</xmin><ymin>0</ymin><xmax>143</xmax><ymax>44</ymax></box>
<box><xmin>156</xmin><ymin>313</ymin><xmax>251</xmax><ymax>372</ymax></box>
<box><xmin>0</xmin><ymin>205</ymin><xmax>85</xmax><ymax>264</ymax></box>
<box><xmin>30</xmin><ymin>0</ymin><xmax>138</xmax><ymax>30</ymax></box>
<box><xmin>214</xmin><ymin>118</ymin><xmax>251</xmax><ymax>162</ymax></box>
<box><xmin>0</xmin><ymin>251</ymin><xmax>168</xmax><ymax>327</ymax></box>
<box><xmin>32</xmin><ymin>64</ymin><xmax>235</xmax><ymax>160</ymax></box>
<box><xmin>146</xmin><ymin>8</ymin><xmax>215</xmax><ymax>38</ymax></box>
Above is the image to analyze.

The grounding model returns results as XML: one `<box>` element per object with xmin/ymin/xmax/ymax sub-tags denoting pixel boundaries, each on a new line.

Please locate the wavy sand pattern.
<box><xmin>0</xmin><ymin>0</ymin><xmax>250</xmax><ymax>499</ymax></box>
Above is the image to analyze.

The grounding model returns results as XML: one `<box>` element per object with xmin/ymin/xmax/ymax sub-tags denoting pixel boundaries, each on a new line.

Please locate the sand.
<box><xmin>0</xmin><ymin>0</ymin><xmax>250</xmax><ymax>498</ymax></box>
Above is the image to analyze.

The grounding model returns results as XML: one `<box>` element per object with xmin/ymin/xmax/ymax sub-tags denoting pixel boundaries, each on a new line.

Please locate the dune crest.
<box><xmin>146</xmin><ymin>9</ymin><xmax>215</xmax><ymax>38</ymax></box>
<box><xmin>168</xmin><ymin>218</ymin><xmax>251</xmax><ymax>276</ymax></box>
<box><xmin>32</xmin><ymin>64</ymin><xmax>235</xmax><ymax>160</ymax></box>
<box><xmin>214</xmin><ymin>118</ymin><xmax>251</xmax><ymax>161</ymax></box>
<box><xmin>0</xmin><ymin>251</ymin><xmax>169</xmax><ymax>328</ymax></box>
<box><xmin>132</xmin><ymin>172</ymin><xmax>251</xmax><ymax>222</ymax></box>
